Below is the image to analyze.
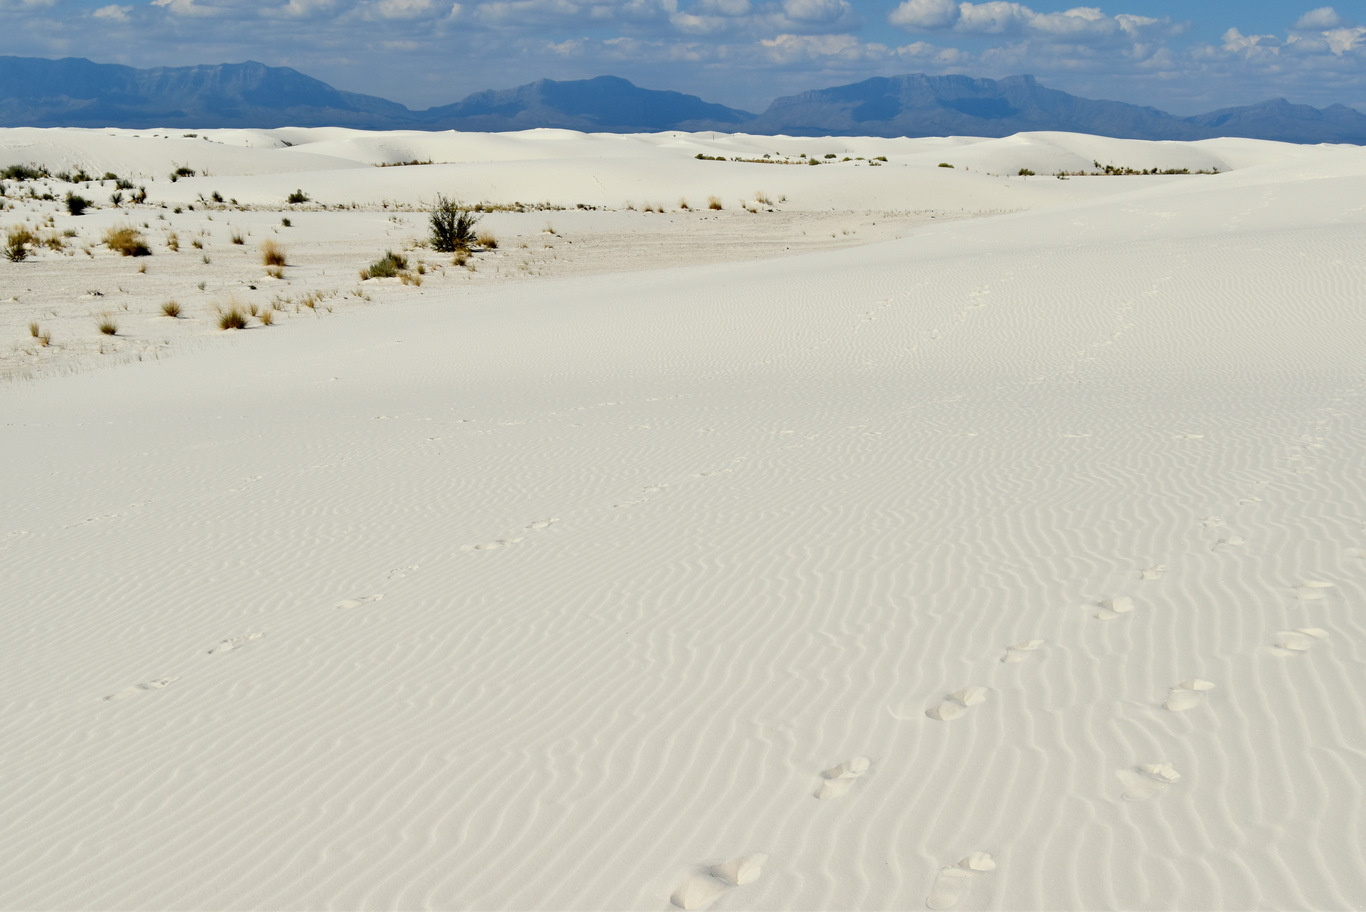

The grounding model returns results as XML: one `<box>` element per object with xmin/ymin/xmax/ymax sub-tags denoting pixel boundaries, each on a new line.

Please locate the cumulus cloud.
<box><xmin>373</xmin><ymin>0</ymin><xmax>436</xmax><ymax>17</ymax></box>
<box><xmin>1321</xmin><ymin>25</ymin><xmax>1366</xmax><ymax>54</ymax></box>
<box><xmin>150</xmin><ymin>0</ymin><xmax>221</xmax><ymax>16</ymax></box>
<box><xmin>887</xmin><ymin>0</ymin><xmax>957</xmax><ymax>29</ymax></box>
<box><xmin>93</xmin><ymin>3</ymin><xmax>132</xmax><ymax>18</ymax></box>
<box><xmin>1294</xmin><ymin>7</ymin><xmax>1344</xmax><ymax>30</ymax></box>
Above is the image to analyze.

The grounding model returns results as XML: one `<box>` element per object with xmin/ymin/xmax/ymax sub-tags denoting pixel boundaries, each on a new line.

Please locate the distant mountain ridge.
<box><xmin>1</xmin><ymin>56</ymin><xmax>1363</xmax><ymax>144</ymax></box>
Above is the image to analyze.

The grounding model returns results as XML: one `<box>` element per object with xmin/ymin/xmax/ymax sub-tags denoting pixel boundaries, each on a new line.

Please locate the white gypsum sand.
<box><xmin>1</xmin><ymin>128</ymin><xmax>1365</xmax><ymax>911</ymax></box>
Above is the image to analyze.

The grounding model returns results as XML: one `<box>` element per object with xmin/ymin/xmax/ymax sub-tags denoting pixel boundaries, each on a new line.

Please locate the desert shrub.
<box><xmin>2</xmin><ymin>163</ymin><xmax>47</xmax><ymax>181</ymax></box>
<box><xmin>5</xmin><ymin>226</ymin><xmax>35</xmax><ymax>261</ymax></box>
<box><xmin>1018</xmin><ymin>168</ymin><xmax>1035</xmax><ymax>176</ymax></box>
<box><xmin>823</xmin><ymin>153</ymin><xmax>836</xmax><ymax>159</ymax></box>
<box><xmin>286</xmin><ymin>189</ymin><xmax>309</xmax><ymax>204</ymax></box>
<box><xmin>361</xmin><ymin>251</ymin><xmax>407</xmax><ymax>280</ymax></box>
<box><xmin>217</xmin><ymin>306</ymin><xmax>248</xmax><ymax>330</ymax></box>
<box><xmin>230</xmin><ymin>231</ymin><xmax>244</xmax><ymax>245</ymax></box>
<box><xmin>166</xmin><ymin>232</ymin><xmax>179</xmax><ymax>251</ymax></box>
<box><xmin>161</xmin><ymin>300</ymin><xmax>181</xmax><ymax>317</ymax></box>
<box><xmin>938</xmin><ymin>162</ymin><xmax>954</xmax><ymax>168</ymax></box>
<box><xmin>259</xmin><ymin>308</ymin><xmax>274</xmax><ymax>325</ymax></box>
<box><xmin>97</xmin><ymin>318</ymin><xmax>118</xmax><ymax>335</ymax></box>
<box><xmin>707</xmin><ymin>195</ymin><xmax>723</xmax><ymax>210</ymax></box>
<box><xmin>281</xmin><ymin>217</ymin><xmax>291</xmax><ymax>227</ymax></box>
<box><xmin>65</xmin><ymin>193</ymin><xmax>91</xmax><ymax>215</ymax></box>
<box><xmin>29</xmin><ymin>321</ymin><xmax>40</xmax><ymax>337</ymax></box>
<box><xmin>475</xmin><ymin>231</ymin><xmax>498</xmax><ymax>250</ymax></box>
<box><xmin>429</xmin><ymin>195</ymin><xmax>480</xmax><ymax>252</ymax></box>
<box><xmin>109</xmin><ymin>192</ymin><xmax>123</xmax><ymax>206</ymax></box>
<box><xmin>261</xmin><ymin>239</ymin><xmax>286</xmax><ymax>267</ymax></box>
<box><xmin>211</xmin><ymin>191</ymin><xmax>223</xmax><ymax>203</ymax></box>
<box><xmin>103</xmin><ymin>225</ymin><xmax>151</xmax><ymax>257</ymax></box>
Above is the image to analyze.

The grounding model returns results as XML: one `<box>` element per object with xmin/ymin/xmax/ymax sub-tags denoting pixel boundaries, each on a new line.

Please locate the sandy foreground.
<box><xmin>2</xmin><ymin>127</ymin><xmax>1365</xmax><ymax>910</ymax></box>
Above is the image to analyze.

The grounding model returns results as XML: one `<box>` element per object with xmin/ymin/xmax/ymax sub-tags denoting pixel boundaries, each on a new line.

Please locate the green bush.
<box><xmin>66</xmin><ymin>192</ymin><xmax>91</xmax><ymax>215</ymax></box>
<box><xmin>429</xmin><ymin>194</ymin><xmax>480</xmax><ymax>252</ymax></box>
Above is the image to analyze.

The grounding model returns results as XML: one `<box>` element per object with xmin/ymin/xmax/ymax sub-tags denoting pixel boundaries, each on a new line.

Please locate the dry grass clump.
<box><xmin>475</xmin><ymin>231</ymin><xmax>498</xmax><ymax>250</ymax></box>
<box><xmin>678</xmin><ymin>198</ymin><xmax>690</xmax><ymax>210</ymax></box>
<box><xmin>5</xmin><ymin>226</ymin><xmax>35</xmax><ymax>261</ymax></box>
<box><xmin>166</xmin><ymin>232</ymin><xmax>180</xmax><ymax>251</ymax></box>
<box><xmin>259</xmin><ymin>308</ymin><xmax>275</xmax><ymax>325</ymax></box>
<box><xmin>707</xmin><ymin>195</ymin><xmax>723</xmax><ymax>210</ymax></box>
<box><xmin>217</xmin><ymin>305</ymin><xmax>248</xmax><ymax>330</ymax></box>
<box><xmin>161</xmin><ymin>300</ymin><xmax>182</xmax><ymax>318</ymax></box>
<box><xmin>230</xmin><ymin>231</ymin><xmax>245</xmax><ymax>245</ymax></box>
<box><xmin>97</xmin><ymin>317</ymin><xmax>118</xmax><ymax>335</ymax></box>
<box><xmin>29</xmin><ymin>322</ymin><xmax>52</xmax><ymax>346</ymax></box>
<box><xmin>261</xmin><ymin>239</ymin><xmax>286</xmax><ymax>267</ymax></box>
<box><xmin>103</xmin><ymin>225</ymin><xmax>151</xmax><ymax>257</ymax></box>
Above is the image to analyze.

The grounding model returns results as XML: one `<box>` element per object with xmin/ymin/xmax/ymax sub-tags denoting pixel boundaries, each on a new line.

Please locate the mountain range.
<box><xmin>2</xmin><ymin>56</ymin><xmax>1364</xmax><ymax>144</ymax></box>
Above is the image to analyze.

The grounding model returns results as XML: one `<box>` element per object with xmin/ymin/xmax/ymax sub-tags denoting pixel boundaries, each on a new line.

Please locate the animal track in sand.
<box><xmin>1238</xmin><ymin>496</ymin><xmax>1263</xmax><ymax>506</ymax></box>
<box><xmin>814</xmin><ymin>756</ymin><xmax>870</xmax><ymax>799</ymax></box>
<box><xmin>1094</xmin><ymin>596</ymin><xmax>1135</xmax><ymax>621</ymax></box>
<box><xmin>462</xmin><ymin>538</ymin><xmax>524</xmax><ymax>552</ymax></box>
<box><xmin>335</xmin><ymin>594</ymin><xmax>384</xmax><ymax>609</ymax></box>
<box><xmin>926</xmin><ymin>686</ymin><xmax>988</xmax><ymax>721</ymax></box>
<box><xmin>925</xmin><ymin>852</ymin><xmax>996</xmax><ymax>910</ymax></box>
<box><xmin>105</xmin><ymin>676</ymin><xmax>179</xmax><ymax>702</ymax></box>
<box><xmin>1140</xmin><ymin>564</ymin><xmax>1168</xmax><ymax>580</ymax></box>
<box><xmin>1270</xmin><ymin>628</ymin><xmax>1330</xmax><ymax>655</ymax></box>
<box><xmin>1115</xmin><ymin>762</ymin><xmax>1180</xmax><ymax>801</ymax></box>
<box><xmin>208</xmin><ymin>633</ymin><xmax>264</xmax><ymax>654</ymax></box>
<box><xmin>1001</xmin><ymin>639</ymin><xmax>1045</xmax><ymax>664</ymax></box>
<box><xmin>1211</xmin><ymin>536</ymin><xmax>1246</xmax><ymax>552</ymax></box>
<box><xmin>1163</xmin><ymin>678</ymin><xmax>1215</xmax><ymax>712</ymax></box>
<box><xmin>1201</xmin><ymin>516</ymin><xmax>1226</xmax><ymax>528</ymax></box>
<box><xmin>386</xmin><ymin>564</ymin><xmax>419</xmax><ymax>579</ymax></box>
<box><xmin>671</xmin><ymin>854</ymin><xmax>767</xmax><ymax>909</ymax></box>
<box><xmin>526</xmin><ymin>518</ymin><xmax>559</xmax><ymax>530</ymax></box>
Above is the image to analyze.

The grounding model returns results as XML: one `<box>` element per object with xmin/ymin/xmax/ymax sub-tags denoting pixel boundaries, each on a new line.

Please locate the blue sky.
<box><xmin>4</xmin><ymin>0</ymin><xmax>1364</xmax><ymax>114</ymax></box>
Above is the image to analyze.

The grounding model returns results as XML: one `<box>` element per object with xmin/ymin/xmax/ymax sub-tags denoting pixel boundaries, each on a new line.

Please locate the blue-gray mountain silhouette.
<box><xmin>1</xmin><ymin>57</ymin><xmax>1363</xmax><ymax>144</ymax></box>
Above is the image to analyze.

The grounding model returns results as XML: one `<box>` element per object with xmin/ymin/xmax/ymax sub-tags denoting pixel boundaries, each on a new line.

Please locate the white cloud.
<box><xmin>780</xmin><ymin>0</ymin><xmax>849</xmax><ymax>24</ymax></box>
<box><xmin>887</xmin><ymin>0</ymin><xmax>957</xmax><ymax>30</ymax></box>
<box><xmin>1222</xmin><ymin>26</ymin><xmax>1282</xmax><ymax>56</ymax></box>
<box><xmin>149</xmin><ymin>0</ymin><xmax>221</xmax><ymax>17</ymax></box>
<box><xmin>1294</xmin><ymin>7</ymin><xmax>1344</xmax><ymax>30</ymax></box>
<box><xmin>373</xmin><ymin>0</ymin><xmax>435</xmax><ymax>17</ymax></box>
<box><xmin>93</xmin><ymin>4</ymin><xmax>132</xmax><ymax>18</ymax></box>
<box><xmin>1322</xmin><ymin>25</ymin><xmax>1366</xmax><ymax>54</ymax></box>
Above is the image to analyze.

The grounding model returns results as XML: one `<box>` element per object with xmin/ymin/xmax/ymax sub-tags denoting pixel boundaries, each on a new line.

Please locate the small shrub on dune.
<box><xmin>261</xmin><ymin>239</ymin><xmax>286</xmax><ymax>268</ymax></box>
<box><xmin>97</xmin><ymin>317</ymin><xmax>118</xmax><ymax>336</ymax></box>
<box><xmin>259</xmin><ymin>308</ymin><xmax>274</xmax><ymax>325</ymax></box>
<box><xmin>103</xmin><ymin>225</ymin><xmax>151</xmax><ymax>257</ymax></box>
<box><xmin>429</xmin><ymin>194</ymin><xmax>480</xmax><ymax>252</ymax></box>
<box><xmin>65</xmin><ymin>193</ymin><xmax>90</xmax><ymax>215</ymax></box>
<box><xmin>286</xmin><ymin>189</ymin><xmax>309</xmax><ymax>204</ymax></box>
<box><xmin>5</xmin><ymin>226</ymin><xmax>35</xmax><ymax>262</ymax></box>
<box><xmin>475</xmin><ymin>231</ymin><xmax>498</xmax><ymax>250</ymax></box>
<box><xmin>707</xmin><ymin>195</ymin><xmax>723</xmax><ymax>210</ymax></box>
<box><xmin>161</xmin><ymin>300</ymin><xmax>181</xmax><ymax>318</ymax></box>
<box><xmin>230</xmin><ymin>231</ymin><xmax>245</xmax><ymax>245</ymax></box>
<box><xmin>361</xmin><ymin>250</ymin><xmax>407</xmax><ymax>280</ymax></box>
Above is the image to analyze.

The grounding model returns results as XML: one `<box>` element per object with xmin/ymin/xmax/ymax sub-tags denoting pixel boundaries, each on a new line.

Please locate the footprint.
<box><xmin>1115</xmin><ymin>762</ymin><xmax>1180</xmax><ymax>800</ymax></box>
<box><xmin>1000</xmin><ymin>639</ymin><xmax>1044</xmax><ymax>664</ymax></box>
<box><xmin>526</xmin><ymin>518</ymin><xmax>558</xmax><ymax>530</ymax></box>
<box><xmin>1201</xmin><ymin>516</ymin><xmax>1225</xmax><ymax>528</ymax></box>
<box><xmin>1271</xmin><ymin>627</ymin><xmax>1330</xmax><ymax>655</ymax></box>
<box><xmin>335</xmin><ymin>594</ymin><xmax>383</xmax><ymax>609</ymax></box>
<box><xmin>387</xmin><ymin>564</ymin><xmax>419</xmax><ymax>579</ymax></box>
<box><xmin>926</xmin><ymin>686</ymin><xmax>988</xmax><ymax>721</ymax></box>
<box><xmin>1211</xmin><ymin>536</ymin><xmax>1246</xmax><ymax>552</ymax></box>
<box><xmin>462</xmin><ymin>538</ymin><xmax>524</xmax><ymax>552</ymax></box>
<box><xmin>671</xmin><ymin>854</ymin><xmax>767</xmax><ymax>909</ymax></box>
<box><xmin>1163</xmin><ymin>678</ymin><xmax>1215</xmax><ymax>712</ymax></box>
<box><xmin>925</xmin><ymin>852</ymin><xmax>996</xmax><ymax>910</ymax></box>
<box><xmin>815</xmin><ymin>756</ymin><xmax>870</xmax><ymax>799</ymax></box>
<box><xmin>106</xmin><ymin>676</ymin><xmax>179</xmax><ymax>702</ymax></box>
<box><xmin>208</xmin><ymin>633</ymin><xmax>264</xmax><ymax>654</ymax></box>
<box><xmin>1095</xmin><ymin>596</ymin><xmax>1135</xmax><ymax>621</ymax></box>
<box><xmin>1139</xmin><ymin>564</ymin><xmax>1167</xmax><ymax>580</ymax></box>
<box><xmin>1238</xmin><ymin>496</ymin><xmax>1263</xmax><ymax>505</ymax></box>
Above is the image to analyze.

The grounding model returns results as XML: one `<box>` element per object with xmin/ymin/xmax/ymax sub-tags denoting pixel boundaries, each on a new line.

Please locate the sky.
<box><xmin>4</xmin><ymin>0</ymin><xmax>1365</xmax><ymax>115</ymax></box>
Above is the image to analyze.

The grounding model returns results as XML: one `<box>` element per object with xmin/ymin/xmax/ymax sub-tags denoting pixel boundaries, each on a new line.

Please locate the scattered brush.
<box><xmin>161</xmin><ymin>300</ymin><xmax>182</xmax><ymax>318</ymax></box>
<box><xmin>5</xmin><ymin>225</ymin><xmax>36</xmax><ymax>261</ymax></box>
<box><xmin>103</xmin><ymin>225</ymin><xmax>151</xmax><ymax>257</ymax></box>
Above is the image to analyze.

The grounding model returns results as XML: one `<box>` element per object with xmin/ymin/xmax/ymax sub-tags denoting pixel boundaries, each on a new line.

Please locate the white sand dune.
<box><xmin>2</xmin><ymin>129</ymin><xmax>1365</xmax><ymax>910</ymax></box>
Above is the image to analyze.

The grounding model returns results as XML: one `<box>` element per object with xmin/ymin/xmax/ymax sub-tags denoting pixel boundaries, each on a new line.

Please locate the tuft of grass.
<box><xmin>28</xmin><ymin>321</ymin><xmax>40</xmax><ymax>337</ymax></box>
<box><xmin>707</xmin><ymin>195</ymin><xmax>723</xmax><ymax>210</ymax></box>
<box><xmin>5</xmin><ymin>225</ymin><xmax>35</xmax><ymax>262</ymax></box>
<box><xmin>286</xmin><ymin>189</ymin><xmax>309</xmax><ymax>204</ymax></box>
<box><xmin>65</xmin><ymin>192</ymin><xmax>90</xmax><ymax>215</ymax></box>
<box><xmin>230</xmin><ymin>231</ymin><xmax>244</xmax><ymax>245</ymax></box>
<box><xmin>97</xmin><ymin>317</ymin><xmax>118</xmax><ymax>336</ymax></box>
<box><xmin>678</xmin><ymin>198</ymin><xmax>690</xmax><ymax>210</ymax></box>
<box><xmin>166</xmin><ymin>231</ymin><xmax>179</xmax><ymax>251</ymax></box>
<box><xmin>161</xmin><ymin>300</ymin><xmax>182</xmax><ymax>318</ymax></box>
<box><xmin>259</xmin><ymin>308</ymin><xmax>274</xmax><ymax>325</ymax></box>
<box><xmin>103</xmin><ymin>225</ymin><xmax>151</xmax><ymax>257</ymax></box>
<box><xmin>361</xmin><ymin>250</ymin><xmax>407</xmax><ymax>280</ymax></box>
<box><xmin>261</xmin><ymin>239</ymin><xmax>286</xmax><ymax>268</ymax></box>
<box><xmin>281</xmin><ymin>217</ymin><xmax>291</xmax><ymax>227</ymax></box>
<box><xmin>217</xmin><ymin>305</ymin><xmax>248</xmax><ymax>330</ymax></box>
<box><xmin>475</xmin><ymin>231</ymin><xmax>498</xmax><ymax>250</ymax></box>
